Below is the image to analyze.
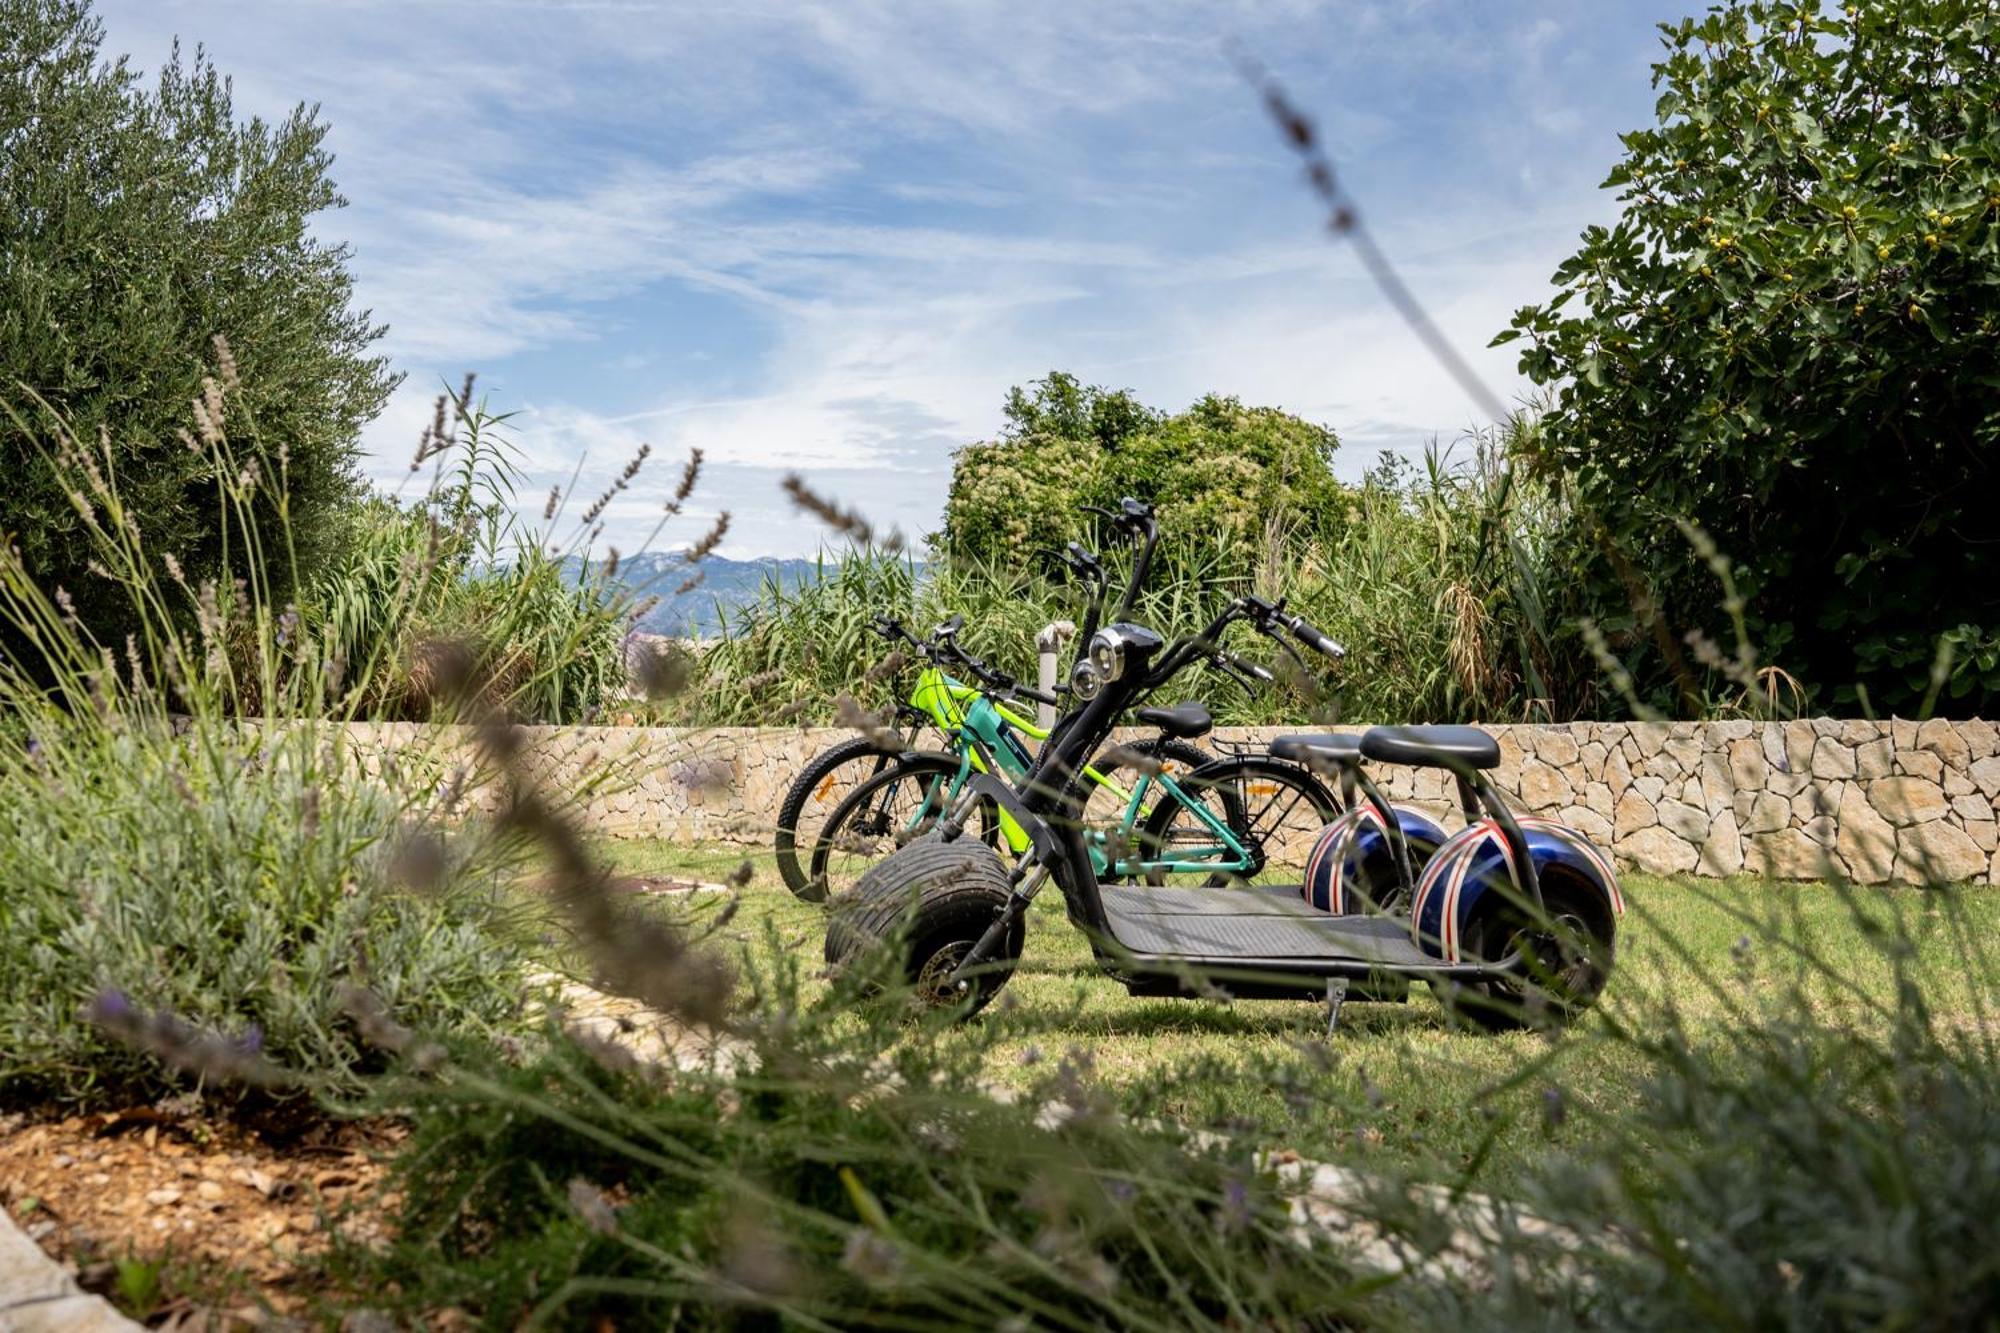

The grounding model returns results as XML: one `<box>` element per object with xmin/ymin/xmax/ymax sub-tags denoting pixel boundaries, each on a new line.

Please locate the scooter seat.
<box><xmin>1135</xmin><ymin>702</ymin><xmax>1213</xmax><ymax>739</ymax></box>
<box><xmin>1360</xmin><ymin>724</ymin><xmax>1500</xmax><ymax>770</ymax></box>
<box><xmin>1270</xmin><ymin>733</ymin><xmax>1362</xmax><ymax>767</ymax></box>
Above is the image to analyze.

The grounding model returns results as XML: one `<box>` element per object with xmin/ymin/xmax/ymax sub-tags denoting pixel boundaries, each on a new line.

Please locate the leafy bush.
<box><xmin>943</xmin><ymin>372</ymin><xmax>1349</xmax><ymax>575</ymax></box>
<box><xmin>0</xmin><ymin>360</ymin><xmax>532</xmax><ymax>1105</ymax></box>
<box><xmin>1</xmin><ymin>0</ymin><xmax>395</xmax><ymax>651</ymax></box>
<box><xmin>1501</xmin><ymin>0</ymin><xmax>2000</xmax><ymax>716</ymax></box>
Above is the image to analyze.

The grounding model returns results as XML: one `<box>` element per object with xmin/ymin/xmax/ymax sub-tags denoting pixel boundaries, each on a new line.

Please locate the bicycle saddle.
<box><xmin>1359</xmin><ymin>725</ymin><xmax>1500</xmax><ymax>770</ymax></box>
<box><xmin>1134</xmin><ymin>702</ymin><xmax>1213</xmax><ymax>739</ymax></box>
<box><xmin>1269</xmin><ymin>733</ymin><xmax>1362</xmax><ymax>767</ymax></box>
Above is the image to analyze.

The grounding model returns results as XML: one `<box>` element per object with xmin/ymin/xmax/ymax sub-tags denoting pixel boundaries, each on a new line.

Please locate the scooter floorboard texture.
<box><xmin>1099</xmin><ymin>883</ymin><xmax>1433</xmax><ymax>965</ymax></box>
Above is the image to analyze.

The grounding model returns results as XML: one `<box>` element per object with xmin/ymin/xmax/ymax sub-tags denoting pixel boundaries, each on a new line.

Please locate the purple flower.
<box><xmin>88</xmin><ymin>989</ymin><xmax>133</xmax><ymax>1023</ymax></box>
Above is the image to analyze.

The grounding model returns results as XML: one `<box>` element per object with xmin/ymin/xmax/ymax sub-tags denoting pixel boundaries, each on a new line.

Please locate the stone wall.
<box><xmin>347</xmin><ymin>718</ymin><xmax>2000</xmax><ymax>885</ymax></box>
<box><xmin>1227</xmin><ymin>718</ymin><xmax>1999</xmax><ymax>886</ymax></box>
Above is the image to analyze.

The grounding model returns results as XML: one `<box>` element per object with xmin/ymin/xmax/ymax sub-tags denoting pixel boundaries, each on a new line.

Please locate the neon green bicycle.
<box><xmin>775</xmin><ymin>614</ymin><xmax>1339</xmax><ymax>902</ymax></box>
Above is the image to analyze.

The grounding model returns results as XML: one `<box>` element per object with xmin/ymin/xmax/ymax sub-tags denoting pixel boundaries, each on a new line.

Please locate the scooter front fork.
<box><xmin>951</xmin><ymin>861</ymin><xmax>1050</xmax><ymax>989</ymax></box>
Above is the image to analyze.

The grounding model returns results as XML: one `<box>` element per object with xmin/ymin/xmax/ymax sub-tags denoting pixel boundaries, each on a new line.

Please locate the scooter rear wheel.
<box><xmin>1433</xmin><ymin>876</ymin><xmax>1615</xmax><ymax>1031</ymax></box>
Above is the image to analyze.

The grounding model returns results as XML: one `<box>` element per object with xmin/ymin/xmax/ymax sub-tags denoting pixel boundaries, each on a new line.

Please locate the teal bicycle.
<box><xmin>789</xmin><ymin>613</ymin><xmax>1338</xmax><ymax>902</ymax></box>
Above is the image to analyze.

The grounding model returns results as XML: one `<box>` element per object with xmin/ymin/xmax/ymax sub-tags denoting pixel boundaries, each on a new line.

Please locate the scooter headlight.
<box><xmin>1070</xmin><ymin>657</ymin><xmax>1104</xmax><ymax>700</ymax></box>
<box><xmin>1088</xmin><ymin>629</ymin><xmax>1126</xmax><ymax>683</ymax></box>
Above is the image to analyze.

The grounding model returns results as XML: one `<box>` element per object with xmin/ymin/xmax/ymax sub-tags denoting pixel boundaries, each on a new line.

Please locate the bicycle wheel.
<box><xmin>806</xmin><ymin>756</ymin><xmax>996</xmax><ymax>903</ymax></box>
<box><xmin>1080</xmin><ymin>737</ymin><xmax>1216</xmax><ymax>883</ymax></box>
<box><xmin>775</xmin><ymin>737</ymin><xmax>929</xmax><ymax>898</ymax></box>
<box><xmin>1137</xmin><ymin>756</ymin><xmax>1340</xmax><ymax>887</ymax></box>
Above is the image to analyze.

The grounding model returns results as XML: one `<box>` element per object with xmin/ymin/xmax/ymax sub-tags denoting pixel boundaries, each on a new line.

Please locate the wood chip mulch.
<box><xmin>0</xmin><ymin>1104</ymin><xmax>404</xmax><ymax>1325</ymax></box>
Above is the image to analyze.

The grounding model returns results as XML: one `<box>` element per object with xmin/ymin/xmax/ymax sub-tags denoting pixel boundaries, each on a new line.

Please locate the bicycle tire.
<box><xmin>805</xmin><ymin>755</ymin><xmax>997</xmax><ymax>903</ymax></box>
<box><xmin>775</xmin><ymin>737</ymin><xmax>902</xmax><ymax>897</ymax></box>
<box><xmin>1137</xmin><ymin>755</ymin><xmax>1340</xmax><ymax>887</ymax></box>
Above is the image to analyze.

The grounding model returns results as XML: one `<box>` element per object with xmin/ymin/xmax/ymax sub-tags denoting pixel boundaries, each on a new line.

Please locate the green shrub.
<box><xmin>1</xmin><ymin>0</ymin><xmax>395</xmax><ymax>652</ymax></box>
<box><xmin>943</xmin><ymin>373</ymin><xmax>1349</xmax><ymax>575</ymax></box>
<box><xmin>1501</xmin><ymin>0</ymin><xmax>2000</xmax><ymax>716</ymax></box>
<box><xmin>0</xmin><ymin>361</ymin><xmax>534</xmax><ymax>1105</ymax></box>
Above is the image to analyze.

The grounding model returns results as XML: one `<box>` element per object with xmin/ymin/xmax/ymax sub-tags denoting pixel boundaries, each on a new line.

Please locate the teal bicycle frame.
<box><xmin>907</xmin><ymin>672</ymin><xmax>1255</xmax><ymax>880</ymax></box>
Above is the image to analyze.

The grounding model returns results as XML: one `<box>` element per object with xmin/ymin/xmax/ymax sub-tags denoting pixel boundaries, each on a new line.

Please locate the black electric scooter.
<box><xmin>825</xmin><ymin>500</ymin><xmax>1621</xmax><ymax>1030</ymax></box>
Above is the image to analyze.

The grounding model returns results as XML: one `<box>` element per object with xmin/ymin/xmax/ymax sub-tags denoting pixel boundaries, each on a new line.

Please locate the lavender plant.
<box><xmin>0</xmin><ymin>352</ymin><xmax>680</xmax><ymax>1104</ymax></box>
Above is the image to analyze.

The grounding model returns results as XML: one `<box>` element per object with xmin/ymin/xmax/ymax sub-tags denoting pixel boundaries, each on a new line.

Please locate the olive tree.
<box><xmin>1</xmin><ymin>0</ymin><xmax>395</xmax><ymax>644</ymax></box>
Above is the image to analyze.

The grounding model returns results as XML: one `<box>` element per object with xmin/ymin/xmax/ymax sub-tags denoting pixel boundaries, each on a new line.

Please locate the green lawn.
<box><xmin>596</xmin><ymin>840</ymin><xmax>2000</xmax><ymax>1190</ymax></box>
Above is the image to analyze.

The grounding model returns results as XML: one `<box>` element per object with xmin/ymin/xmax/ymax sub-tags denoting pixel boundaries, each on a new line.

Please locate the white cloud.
<box><xmin>96</xmin><ymin>0</ymin><xmax>1643</xmax><ymax>560</ymax></box>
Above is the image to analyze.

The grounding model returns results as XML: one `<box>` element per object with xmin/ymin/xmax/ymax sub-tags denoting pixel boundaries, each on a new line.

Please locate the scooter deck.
<box><xmin>1098</xmin><ymin>883</ymin><xmax>1434</xmax><ymax>967</ymax></box>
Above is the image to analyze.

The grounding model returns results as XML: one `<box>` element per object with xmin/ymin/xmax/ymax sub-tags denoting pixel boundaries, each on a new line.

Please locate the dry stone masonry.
<box><xmin>343</xmin><ymin>718</ymin><xmax>1999</xmax><ymax>885</ymax></box>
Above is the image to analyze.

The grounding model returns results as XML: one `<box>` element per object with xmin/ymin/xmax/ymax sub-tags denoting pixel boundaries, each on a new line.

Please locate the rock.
<box><xmin>1614</xmin><ymin>791</ymin><xmax>1659</xmax><ymax>838</ymax></box>
<box><xmin>1793</xmin><ymin>785</ymin><xmax>1838</xmax><ymax>823</ymax></box>
<box><xmin>1953</xmin><ymin>792</ymin><xmax>1997</xmax><ymax>824</ymax></box>
<box><xmin>1727</xmin><ymin>737</ymin><xmax>1767</xmax><ymax>790</ymax></box>
<box><xmin>1583</xmin><ymin>782</ymin><xmax>1614</xmax><ymax>818</ymax></box>
<box><xmin>1657</xmin><ymin>798</ymin><xmax>1710</xmax><ymax>843</ymax></box>
<box><xmin>1619</xmin><ymin>825</ymin><xmax>1699</xmax><ymax>875</ymax></box>
<box><xmin>1810</xmin><ymin>736</ymin><xmax>1856</xmax><ymax>780</ymax></box>
<box><xmin>1746</xmin><ymin>828</ymin><xmax>1832</xmax><ymax>880</ymax></box>
<box><xmin>1811</xmin><ymin>716</ymin><xmax>1843</xmax><ymax>737</ymax></box>
<box><xmin>1629</xmin><ymin>722</ymin><xmax>1668</xmax><ymax>758</ymax></box>
<box><xmin>1867</xmin><ymin>776</ymin><xmax>1949</xmax><ymax>826</ymax></box>
<box><xmin>1638</xmin><ymin>752</ymin><xmax>1679</xmax><ymax>781</ymax></box>
<box><xmin>1698</xmin><ymin>809</ymin><xmax>1744</xmax><ymax>876</ymax></box>
<box><xmin>1579</xmin><ymin>741</ymin><xmax>1608</xmax><ymax>782</ymax></box>
<box><xmin>1633</xmin><ymin>775</ymin><xmax>1666</xmax><ymax>803</ymax></box>
<box><xmin>1605</xmin><ymin>746</ymin><xmax>1633</xmax><ymax>798</ymax></box>
<box><xmin>1839</xmin><ymin>719</ymin><xmax>1881</xmax><ymax>745</ymax></box>
<box><xmin>1958</xmin><ymin>718</ymin><xmax>1996</xmax><ymax>759</ymax></box>
<box><xmin>1891</xmin><ymin>717</ymin><xmax>1920</xmax><ymax>749</ymax></box>
<box><xmin>1854</xmin><ymin>738</ymin><xmax>1894</xmax><ymax>780</ymax></box>
<box><xmin>1701</xmin><ymin>772</ymin><xmax>1736</xmax><ymax>818</ymax></box>
<box><xmin>1534</xmin><ymin>729</ymin><xmax>1580</xmax><ymax>766</ymax></box>
<box><xmin>1518</xmin><ymin>760</ymin><xmax>1574</xmax><ymax>811</ymax></box>
<box><xmin>1742</xmin><ymin>790</ymin><xmax>1791</xmax><ymax>835</ymax></box>
<box><xmin>1761</xmin><ymin>723</ymin><xmax>1788</xmax><ymax>771</ymax></box>
<box><xmin>1784</xmin><ymin>720</ymin><xmax>1818</xmax><ymax>774</ymax></box>
<box><xmin>1560</xmin><ymin>805</ymin><xmax>1613</xmax><ymax>845</ymax></box>
<box><xmin>1663</xmin><ymin>738</ymin><xmax>1703</xmax><ymax>773</ymax></box>
<box><xmin>1966</xmin><ymin>820</ymin><xmax>1997</xmax><ymax>853</ymax></box>
<box><xmin>1835</xmin><ymin>784</ymin><xmax>1896</xmax><ymax>884</ymax></box>
<box><xmin>1945</xmin><ymin>769</ymin><xmax>1974</xmax><ymax>798</ymax></box>
<box><xmin>145</xmin><ymin>1187</ymin><xmax>182</xmax><ymax>1206</ymax></box>
<box><xmin>1680</xmin><ymin>776</ymin><xmax>1706</xmax><ymax>808</ymax></box>
<box><xmin>1896</xmin><ymin>750</ymin><xmax>1943</xmax><ymax>781</ymax></box>
<box><xmin>1711</xmin><ymin>718</ymin><xmax>1754</xmax><ymax>741</ymax></box>
<box><xmin>1916</xmin><ymin>718</ymin><xmax>1970</xmax><ymax>769</ymax></box>
<box><xmin>1896</xmin><ymin>819</ymin><xmax>1989</xmax><ymax>884</ymax></box>
<box><xmin>1766</xmin><ymin>767</ymin><xmax>1811</xmax><ymax>798</ymax></box>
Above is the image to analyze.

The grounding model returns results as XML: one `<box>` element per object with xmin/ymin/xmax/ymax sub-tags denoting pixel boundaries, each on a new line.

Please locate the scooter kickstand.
<box><xmin>1323</xmin><ymin>978</ymin><xmax>1348</xmax><ymax>1039</ymax></box>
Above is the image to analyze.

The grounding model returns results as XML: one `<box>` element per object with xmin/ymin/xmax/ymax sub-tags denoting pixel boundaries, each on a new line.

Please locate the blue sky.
<box><xmin>94</xmin><ymin>0</ymin><xmax>1675</xmax><ymax>559</ymax></box>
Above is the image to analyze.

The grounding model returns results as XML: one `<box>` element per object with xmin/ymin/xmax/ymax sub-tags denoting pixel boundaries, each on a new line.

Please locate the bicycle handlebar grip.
<box><xmin>1289</xmin><ymin>618</ymin><xmax>1345</xmax><ymax>659</ymax></box>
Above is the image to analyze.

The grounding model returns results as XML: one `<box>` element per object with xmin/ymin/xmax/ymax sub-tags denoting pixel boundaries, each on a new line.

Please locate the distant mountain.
<box><xmin>558</xmin><ymin>552</ymin><xmax>825</xmax><ymax>637</ymax></box>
